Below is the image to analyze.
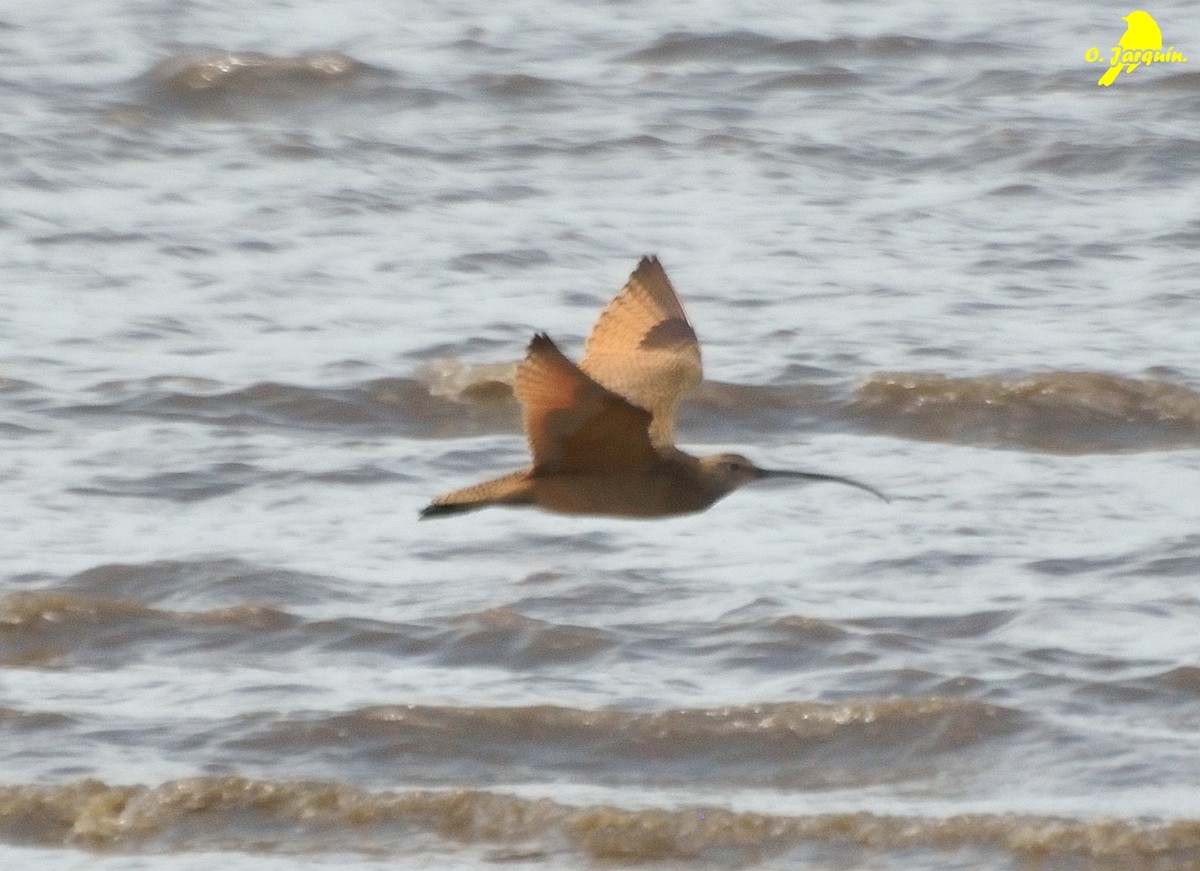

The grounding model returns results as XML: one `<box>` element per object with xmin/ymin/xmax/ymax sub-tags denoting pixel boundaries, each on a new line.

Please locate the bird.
<box><xmin>1098</xmin><ymin>10</ymin><xmax>1162</xmax><ymax>86</ymax></box>
<box><xmin>420</xmin><ymin>256</ymin><xmax>886</xmax><ymax>519</ymax></box>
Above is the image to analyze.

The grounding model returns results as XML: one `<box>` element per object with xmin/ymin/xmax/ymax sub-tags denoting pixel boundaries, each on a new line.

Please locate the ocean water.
<box><xmin>4</xmin><ymin>1</ymin><xmax>1200</xmax><ymax>868</ymax></box>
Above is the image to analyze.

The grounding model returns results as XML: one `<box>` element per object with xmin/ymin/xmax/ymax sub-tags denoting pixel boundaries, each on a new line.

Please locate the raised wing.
<box><xmin>580</xmin><ymin>256</ymin><xmax>702</xmax><ymax>447</ymax></box>
<box><xmin>515</xmin><ymin>333</ymin><xmax>661</xmax><ymax>474</ymax></box>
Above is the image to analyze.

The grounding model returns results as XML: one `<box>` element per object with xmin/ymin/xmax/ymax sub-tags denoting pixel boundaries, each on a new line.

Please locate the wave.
<box><xmin>855</xmin><ymin>370</ymin><xmax>1200</xmax><ymax>452</ymax></box>
<box><xmin>0</xmin><ymin>589</ymin><xmax>298</xmax><ymax>668</ymax></box>
<box><xmin>228</xmin><ymin>697</ymin><xmax>1020</xmax><ymax>788</ymax></box>
<box><xmin>63</xmin><ymin>374</ymin><xmax>517</xmax><ymax>438</ymax></box>
<box><xmin>127</xmin><ymin>50</ymin><xmax>441</xmax><ymax>119</ymax></box>
<box><xmin>2</xmin><ymin>560</ymin><xmax>1012</xmax><ymax>678</ymax></box>
<box><xmin>43</xmin><ymin>365</ymin><xmax>1200</xmax><ymax>462</ymax></box>
<box><xmin>56</xmin><ymin>364</ymin><xmax>844</xmax><ymax>442</ymax></box>
<box><xmin>2</xmin><ymin>776</ymin><xmax>1197</xmax><ymax>865</ymax></box>
<box><xmin>0</xmin><ymin>580</ymin><xmax>627</xmax><ymax>671</ymax></box>
<box><xmin>0</xmin><ymin>581</ymin><xmax>839</xmax><ymax>674</ymax></box>
<box><xmin>10</xmin><ymin>558</ymin><xmax>1199</xmax><ymax>711</ymax></box>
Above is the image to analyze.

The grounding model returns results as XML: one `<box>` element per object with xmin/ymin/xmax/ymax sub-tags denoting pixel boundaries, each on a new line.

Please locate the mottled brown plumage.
<box><xmin>421</xmin><ymin>256</ymin><xmax>885</xmax><ymax>519</ymax></box>
<box><xmin>580</xmin><ymin>256</ymin><xmax>701</xmax><ymax>448</ymax></box>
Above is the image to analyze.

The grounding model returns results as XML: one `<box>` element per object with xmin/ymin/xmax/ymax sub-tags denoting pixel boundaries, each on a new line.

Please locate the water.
<box><xmin>4</xmin><ymin>1</ymin><xmax>1200</xmax><ymax>868</ymax></box>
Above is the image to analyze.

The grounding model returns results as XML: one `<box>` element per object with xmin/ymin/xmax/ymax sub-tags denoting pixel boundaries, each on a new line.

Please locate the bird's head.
<box><xmin>697</xmin><ymin>453</ymin><xmax>765</xmax><ymax>494</ymax></box>
<box><xmin>697</xmin><ymin>452</ymin><xmax>889</xmax><ymax>502</ymax></box>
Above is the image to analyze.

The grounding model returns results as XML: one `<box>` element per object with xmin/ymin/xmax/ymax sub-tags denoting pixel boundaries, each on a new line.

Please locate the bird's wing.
<box><xmin>580</xmin><ymin>256</ymin><xmax>702</xmax><ymax>447</ymax></box>
<box><xmin>516</xmin><ymin>333</ymin><xmax>661</xmax><ymax>474</ymax></box>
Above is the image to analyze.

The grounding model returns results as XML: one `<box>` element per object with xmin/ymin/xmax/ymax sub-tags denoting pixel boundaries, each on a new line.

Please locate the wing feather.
<box><xmin>580</xmin><ymin>256</ymin><xmax>702</xmax><ymax>447</ymax></box>
<box><xmin>515</xmin><ymin>333</ymin><xmax>661</xmax><ymax>474</ymax></box>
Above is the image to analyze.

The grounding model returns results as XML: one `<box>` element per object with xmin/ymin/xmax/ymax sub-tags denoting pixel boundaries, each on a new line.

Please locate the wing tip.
<box><xmin>526</xmin><ymin>332</ymin><xmax>566</xmax><ymax>362</ymax></box>
<box><xmin>634</xmin><ymin>254</ymin><xmax>663</xmax><ymax>277</ymax></box>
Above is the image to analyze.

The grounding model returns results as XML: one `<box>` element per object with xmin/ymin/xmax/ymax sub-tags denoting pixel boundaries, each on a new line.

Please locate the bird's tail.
<box><xmin>419</xmin><ymin>471</ymin><xmax>534</xmax><ymax>520</ymax></box>
<box><xmin>420</xmin><ymin>501</ymin><xmax>487</xmax><ymax>519</ymax></box>
<box><xmin>1097</xmin><ymin>64</ymin><xmax>1124</xmax><ymax>86</ymax></box>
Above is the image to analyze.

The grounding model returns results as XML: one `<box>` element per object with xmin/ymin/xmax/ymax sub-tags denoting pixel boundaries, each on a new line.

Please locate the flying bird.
<box><xmin>1098</xmin><ymin>10</ymin><xmax>1162</xmax><ymax>86</ymax></box>
<box><xmin>421</xmin><ymin>256</ymin><xmax>886</xmax><ymax>519</ymax></box>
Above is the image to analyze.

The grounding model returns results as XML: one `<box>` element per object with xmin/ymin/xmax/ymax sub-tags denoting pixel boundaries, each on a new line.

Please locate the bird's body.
<box><xmin>421</xmin><ymin>256</ymin><xmax>885</xmax><ymax>520</ymax></box>
<box><xmin>1098</xmin><ymin>10</ymin><xmax>1162</xmax><ymax>86</ymax></box>
<box><xmin>423</xmin><ymin>457</ymin><xmax>720</xmax><ymax>519</ymax></box>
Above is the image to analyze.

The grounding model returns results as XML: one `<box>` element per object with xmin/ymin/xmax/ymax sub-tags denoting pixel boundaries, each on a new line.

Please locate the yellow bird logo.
<box><xmin>1098</xmin><ymin>10</ymin><xmax>1163</xmax><ymax>86</ymax></box>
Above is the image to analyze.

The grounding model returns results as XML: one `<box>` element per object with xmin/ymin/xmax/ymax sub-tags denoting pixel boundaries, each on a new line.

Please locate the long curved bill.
<box><xmin>756</xmin><ymin>468</ymin><xmax>889</xmax><ymax>502</ymax></box>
